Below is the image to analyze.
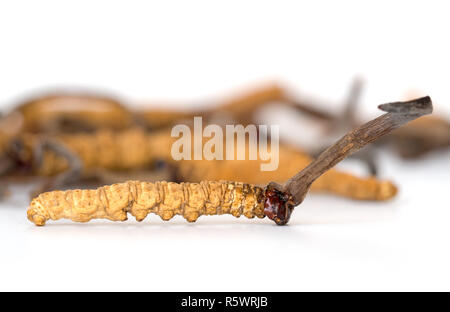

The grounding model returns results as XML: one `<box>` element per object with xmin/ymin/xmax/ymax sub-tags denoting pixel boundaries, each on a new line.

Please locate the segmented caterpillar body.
<box><xmin>27</xmin><ymin>181</ymin><xmax>266</xmax><ymax>226</ymax></box>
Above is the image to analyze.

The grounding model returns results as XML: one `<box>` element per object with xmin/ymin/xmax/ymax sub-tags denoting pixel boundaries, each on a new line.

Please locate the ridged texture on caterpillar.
<box><xmin>27</xmin><ymin>180</ymin><xmax>265</xmax><ymax>226</ymax></box>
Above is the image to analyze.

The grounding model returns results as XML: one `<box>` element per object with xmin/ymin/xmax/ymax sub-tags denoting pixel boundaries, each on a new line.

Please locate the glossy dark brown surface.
<box><xmin>263</xmin><ymin>186</ymin><xmax>295</xmax><ymax>225</ymax></box>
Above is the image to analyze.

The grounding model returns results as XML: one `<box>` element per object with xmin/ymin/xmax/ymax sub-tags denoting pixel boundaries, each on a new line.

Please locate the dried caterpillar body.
<box><xmin>311</xmin><ymin>171</ymin><xmax>396</xmax><ymax>201</ymax></box>
<box><xmin>27</xmin><ymin>181</ymin><xmax>266</xmax><ymax>226</ymax></box>
<box><xmin>19</xmin><ymin>128</ymin><xmax>162</xmax><ymax>176</ymax></box>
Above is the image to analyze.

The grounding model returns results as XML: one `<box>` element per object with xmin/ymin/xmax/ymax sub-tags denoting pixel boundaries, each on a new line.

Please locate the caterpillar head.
<box><xmin>263</xmin><ymin>183</ymin><xmax>295</xmax><ymax>225</ymax></box>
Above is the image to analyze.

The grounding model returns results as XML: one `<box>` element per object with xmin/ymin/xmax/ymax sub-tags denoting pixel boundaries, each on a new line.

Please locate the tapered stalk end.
<box><xmin>378</xmin><ymin>96</ymin><xmax>432</xmax><ymax>115</ymax></box>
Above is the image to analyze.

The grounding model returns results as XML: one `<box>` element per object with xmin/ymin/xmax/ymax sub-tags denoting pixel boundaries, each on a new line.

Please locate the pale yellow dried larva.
<box><xmin>27</xmin><ymin>181</ymin><xmax>265</xmax><ymax>226</ymax></box>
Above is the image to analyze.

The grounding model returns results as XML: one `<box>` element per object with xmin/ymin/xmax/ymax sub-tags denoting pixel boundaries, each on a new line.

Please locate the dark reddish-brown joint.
<box><xmin>263</xmin><ymin>186</ymin><xmax>295</xmax><ymax>225</ymax></box>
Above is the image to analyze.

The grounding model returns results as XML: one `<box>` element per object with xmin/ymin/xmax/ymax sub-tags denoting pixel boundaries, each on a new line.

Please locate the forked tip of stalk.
<box><xmin>378</xmin><ymin>96</ymin><xmax>433</xmax><ymax>116</ymax></box>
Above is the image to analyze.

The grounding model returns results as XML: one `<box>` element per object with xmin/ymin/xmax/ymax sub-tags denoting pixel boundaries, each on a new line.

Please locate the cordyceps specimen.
<box><xmin>27</xmin><ymin>96</ymin><xmax>432</xmax><ymax>226</ymax></box>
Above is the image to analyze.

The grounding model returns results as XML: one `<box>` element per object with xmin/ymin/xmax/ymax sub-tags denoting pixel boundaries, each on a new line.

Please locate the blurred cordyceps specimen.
<box><xmin>13</xmin><ymin>93</ymin><xmax>134</xmax><ymax>133</ymax></box>
<box><xmin>387</xmin><ymin>115</ymin><xmax>450</xmax><ymax>158</ymax></box>
<box><xmin>1</xmin><ymin>80</ymin><xmax>446</xmax><ymax>204</ymax></box>
<box><xmin>0</xmin><ymin>83</ymin><xmax>398</xmax><ymax>201</ymax></box>
<box><xmin>12</xmin><ymin>128</ymin><xmax>397</xmax><ymax>201</ymax></box>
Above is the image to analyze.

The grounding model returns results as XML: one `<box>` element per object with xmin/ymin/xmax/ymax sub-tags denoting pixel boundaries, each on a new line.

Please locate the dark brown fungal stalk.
<box><xmin>264</xmin><ymin>96</ymin><xmax>433</xmax><ymax>225</ymax></box>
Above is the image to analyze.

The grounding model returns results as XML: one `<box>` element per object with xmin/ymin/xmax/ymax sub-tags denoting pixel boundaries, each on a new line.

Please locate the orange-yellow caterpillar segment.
<box><xmin>16</xmin><ymin>94</ymin><xmax>133</xmax><ymax>132</ymax></box>
<box><xmin>311</xmin><ymin>171</ymin><xmax>397</xmax><ymax>201</ymax></box>
<box><xmin>27</xmin><ymin>181</ymin><xmax>265</xmax><ymax>226</ymax></box>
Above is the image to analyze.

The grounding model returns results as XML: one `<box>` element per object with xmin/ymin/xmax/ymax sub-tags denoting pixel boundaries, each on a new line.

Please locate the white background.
<box><xmin>0</xmin><ymin>0</ymin><xmax>449</xmax><ymax>291</ymax></box>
